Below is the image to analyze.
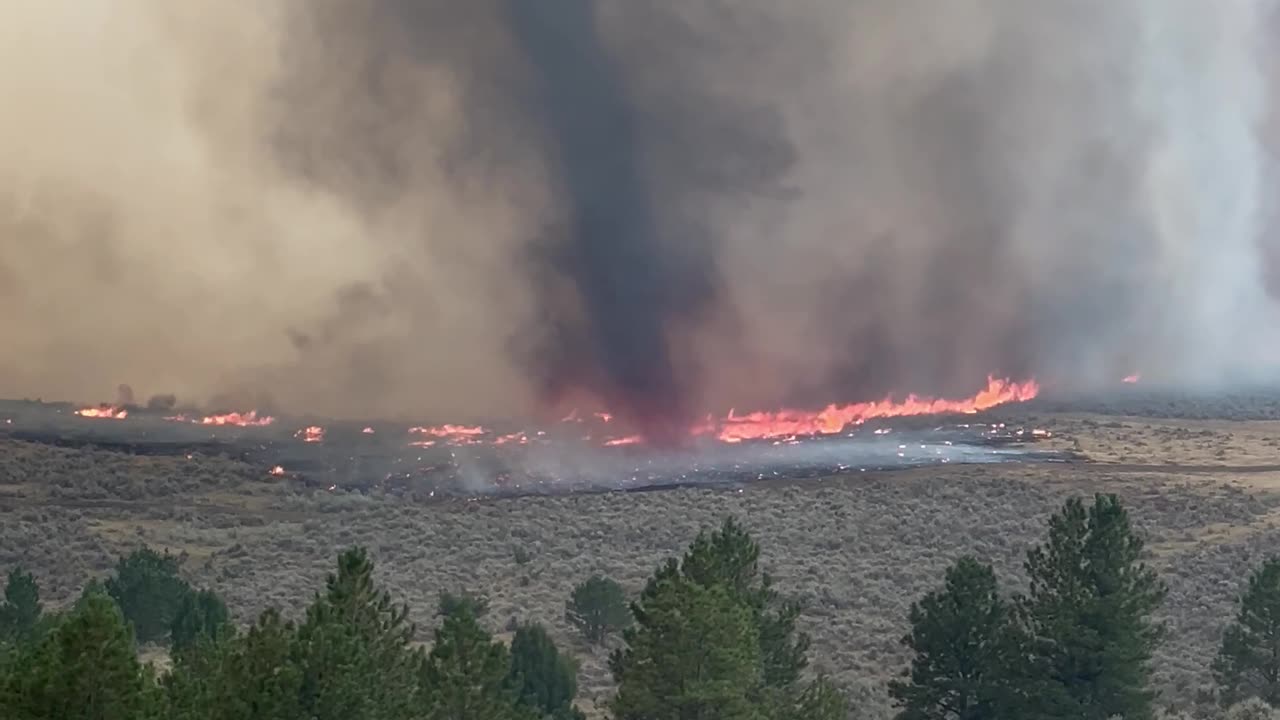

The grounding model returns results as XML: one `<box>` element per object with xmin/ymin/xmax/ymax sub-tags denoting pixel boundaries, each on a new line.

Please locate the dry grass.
<box><xmin>3</xmin><ymin>413</ymin><xmax>1280</xmax><ymax>717</ymax></box>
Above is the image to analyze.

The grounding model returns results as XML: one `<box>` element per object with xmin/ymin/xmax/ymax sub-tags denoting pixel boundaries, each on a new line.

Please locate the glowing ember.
<box><xmin>1122</xmin><ymin>373</ymin><xmax>1141</xmax><ymax>384</ymax></box>
<box><xmin>295</xmin><ymin>426</ymin><xmax>325</xmax><ymax>443</ymax></box>
<box><xmin>493</xmin><ymin>432</ymin><xmax>528</xmax><ymax>446</ymax></box>
<box><xmin>409</xmin><ymin>439</ymin><xmax>437</xmax><ymax>448</ymax></box>
<box><xmin>594</xmin><ymin>412</ymin><xmax>613</xmax><ymax>423</ymax></box>
<box><xmin>705</xmin><ymin>376</ymin><xmax>1039</xmax><ymax>444</ymax></box>
<box><xmin>187</xmin><ymin>411</ymin><xmax>274</xmax><ymax>427</ymax></box>
<box><xmin>269</xmin><ymin>465</ymin><xmax>286</xmax><ymax>476</ymax></box>
<box><xmin>362</xmin><ymin>427</ymin><xmax>375</xmax><ymax>434</ymax></box>
<box><xmin>603</xmin><ymin>435</ymin><xmax>643</xmax><ymax>447</ymax></box>
<box><xmin>75</xmin><ymin>405</ymin><xmax>128</xmax><ymax>420</ymax></box>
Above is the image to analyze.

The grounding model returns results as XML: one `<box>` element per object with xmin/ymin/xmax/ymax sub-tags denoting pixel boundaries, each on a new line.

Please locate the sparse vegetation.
<box><xmin>7</xmin><ymin>406</ymin><xmax>1280</xmax><ymax>716</ymax></box>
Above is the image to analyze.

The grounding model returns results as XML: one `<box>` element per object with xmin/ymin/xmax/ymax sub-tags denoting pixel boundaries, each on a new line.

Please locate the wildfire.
<box><xmin>1122</xmin><ymin>373</ymin><xmax>1141</xmax><ymax>384</ymax></box>
<box><xmin>705</xmin><ymin>376</ymin><xmax>1040</xmax><ymax>444</ymax></box>
<box><xmin>269</xmin><ymin>465</ymin><xmax>286</xmax><ymax>476</ymax></box>
<box><xmin>75</xmin><ymin>405</ymin><xmax>128</xmax><ymax>420</ymax></box>
<box><xmin>295</xmin><ymin>426</ymin><xmax>325</xmax><ymax>443</ymax></box>
<box><xmin>409</xmin><ymin>424</ymin><xmax>488</xmax><ymax>445</ymax></box>
<box><xmin>362</xmin><ymin>427</ymin><xmax>375</xmax><ymax>434</ymax></box>
<box><xmin>186</xmin><ymin>409</ymin><xmax>270</xmax><ymax>425</ymax></box>
<box><xmin>493</xmin><ymin>432</ymin><xmax>529</xmax><ymax>446</ymax></box>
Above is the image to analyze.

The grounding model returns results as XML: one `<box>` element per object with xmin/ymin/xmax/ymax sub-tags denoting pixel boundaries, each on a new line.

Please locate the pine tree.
<box><xmin>105</xmin><ymin>546</ymin><xmax>193</xmax><ymax>644</ymax></box>
<box><xmin>507</xmin><ymin>621</ymin><xmax>584</xmax><ymax>719</ymax></box>
<box><xmin>1214</xmin><ymin>556</ymin><xmax>1280</xmax><ymax>706</ymax></box>
<box><xmin>0</xmin><ymin>567</ymin><xmax>43</xmax><ymax>646</ymax></box>
<box><xmin>889</xmin><ymin>556</ymin><xmax>1012</xmax><ymax>720</ymax></box>
<box><xmin>419</xmin><ymin>601</ymin><xmax>525</xmax><ymax>720</ymax></box>
<box><xmin>1</xmin><ymin>591</ymin><xmax>158</xmax><ymax>720</ymax></box>
<box><xmin>1017</xmin><ymin>494</ymin><xmax>1167</xmax><ymax>720</ymax></box>
<box><xmin>673</xmin><ymin>517</ymin><xmax>811</xmax><ymax>690</ymax></box>
<box><xmin>564</xmin><ymin>575</ymin><xmax>631</xmax><ymax>646</ymax></box>
<box><xmin>170</xmin><ymin>588</ymin><xmax>232</xmax><ymax>655</ymax></box>
<box><xmin>293</xmin><ymin>546</ymin><xmax>422</xmax><ymax>720</ymax></box>
<box><xmin>610</xmin><ymin>575</ymin><xmax>764</xmax><ymax>720</ymax></box>
<box><xmin>165</xmin><ymin>607</ymin><xmax>303</xmax><ymax>720</ymax></box>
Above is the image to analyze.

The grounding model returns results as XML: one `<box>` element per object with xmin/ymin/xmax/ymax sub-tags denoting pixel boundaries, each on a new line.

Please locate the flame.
<box><xmin>75</xmin><ymin>405</ymin><xmax>128</xmax><ymax>420</ymax></box>
<box><xmin>594</xmin><ymin>412</ymin><xmax>613</xmax><ymax>423</ymax></box>
<box><xmin>295</xmin><ymin>426</ymin><xmax>325</xmax><ymax>443</ymax></box>
<box><xmin>193</xmin><ymin>409</ymin><xmax>273</xmax><ymax>425</ymax></box>
<box><xmin>1122</xmin><ymin>373</ymin><xmax>1141</xmax><ymax>384</ymax></box>
<box><xmin>408</xmin><ymin>423</ymin><xmax>487</xmax><ymax>445</ymax></box>
<box><xmin>493</xmin><ymin>432</ymin><xmax>529</xmax><ymax>446</ymax></box>
<box><xmin>362</xmin><ymin>426</ymin><xmax>375</xmax><ymax>434</ymax></box>
<box><xmin>269</xmin><ymin>465</ymin><xmax>286</xmax><ymax>476</ymax></box>
<box><xmin>705</xmin><ymin>376</ymin><xmax>1039</xmax><ymax>444</ymax></box>
<box><xmin>603</xmin><ymin>434</ymin><xmax>643</xmax><ymax>446</ymax></box>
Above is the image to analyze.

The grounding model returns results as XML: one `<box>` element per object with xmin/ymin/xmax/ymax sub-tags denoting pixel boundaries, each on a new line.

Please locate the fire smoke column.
<box><xmin>503</xmin><ymin>0</ymin><xmax>693</xmax><ymax>439</ymax></box>
<box><xmin>1133</xmin><ymin>0</ymin><xmax>1277</xmax><ymax>380</ymax></box>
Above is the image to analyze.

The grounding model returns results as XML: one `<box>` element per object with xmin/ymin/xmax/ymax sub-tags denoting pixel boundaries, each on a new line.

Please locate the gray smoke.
<box><xmin>1</xmin><ymin>0</ymin><xmax>1277</xmax><ymax>429</ymax></box>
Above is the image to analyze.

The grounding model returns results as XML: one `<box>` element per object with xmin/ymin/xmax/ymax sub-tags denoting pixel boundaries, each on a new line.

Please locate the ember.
<box><xmin>269</xmin><ymin>465</ymin><xmax>286</xmax><ymax>476</ymax></box>
<box><xmin>74</xmin><ymin>405</ymin><xmax>128</xmax><ymax>420</ymax></box>
<box><xmin>362</xmin><ymin>427</ymin><xmax>375</xmax><ymax>434</ymax></box>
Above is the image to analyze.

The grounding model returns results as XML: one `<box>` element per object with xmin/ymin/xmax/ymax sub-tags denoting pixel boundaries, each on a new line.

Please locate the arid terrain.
<box><xmin>4</xmin><ymin>399</ymin><xmax>1280</xmax><ymax>717</ymax></box>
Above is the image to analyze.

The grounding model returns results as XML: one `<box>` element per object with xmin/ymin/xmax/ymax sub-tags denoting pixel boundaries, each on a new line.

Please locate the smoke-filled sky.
<box><xmin>2</xmin><ymin>0</ymin><xmax>1278</xmax><ymax>429</ymax></box>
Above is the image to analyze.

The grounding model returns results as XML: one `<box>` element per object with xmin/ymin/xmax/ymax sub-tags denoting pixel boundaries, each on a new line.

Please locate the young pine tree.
<box><xmin>610</xmin><ymin>575</ymin><xmax>764</xmax><ymax>720</ymax></box>
<box><xmin>0</xmin><ymin>567</ymin><xmax>43</xmax><ymax>646</ymax></box>
<box><xmin>506</xmin><ymin>622</ymin><xmax>584</xmax><ymax>720</ymax></box>
<box><xmin>170</xmin><ymin>588</ymin><xmax>232</xmax><ymax>655</ymax></box>
<box><xmin>564</xmin><ymin>575</ymin><xmax>631</xmax><ymax>646</ymax></box>
<box><xmin>889</xmin><ymin>556</ymin><xmax>1013</xmax><ymax>720</ymax></box>
<box><xmin>419</xmin><ymin>601</ymin><xmax>525</xmax><ymax>720</ymax></box>
<box><xmin>293</xmin><ymin>546</ymin><xmax>422</xmax><ymax>720</ymax></box>
<box><xmin>164</xmin><ymin>607</ymin><xmax>303</xmax><ymax>720</ymax></box>
<box><xmin>1214</xmin><ymin>556</ymin><xmax>1280</xmax><ymax>707</ymax></box>
<box><xmin>675</xmin><ymin>517</ymin><xmax>811</xmax><ymax>691</ymax></box>
<box><xmin>1</xmin><ymin>591</ymin><xmax>158</xmax><ymax>720</ymax></box>
<box><xmin>1017</xmin><ymin>494</ymin><xmax>1167</xmax><ymax>720</ymax></box>
<box><xmin>105</xmin><ymin>546</ymin><xmax>193</xmax><ymax>644</ymax></box>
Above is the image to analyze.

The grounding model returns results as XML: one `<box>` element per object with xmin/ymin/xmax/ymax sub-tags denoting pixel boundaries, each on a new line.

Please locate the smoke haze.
<box><xmin>1</xmin><ymin>1</ymin><xmax>1277</xmax><ymax>427</ymax></box>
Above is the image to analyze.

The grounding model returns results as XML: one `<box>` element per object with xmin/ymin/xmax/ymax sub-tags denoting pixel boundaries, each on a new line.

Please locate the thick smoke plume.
<box><xmin>1</xmin><ymin>1</ymin><xmax>1278</xmax><ymax>429</ymax></box>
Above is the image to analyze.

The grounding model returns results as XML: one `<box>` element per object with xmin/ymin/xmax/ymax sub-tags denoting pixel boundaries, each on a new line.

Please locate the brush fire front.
<box><xmin>0</xmin><ymin>375</ymin><xmax>1064</xmax><ymax>499</ymax></box>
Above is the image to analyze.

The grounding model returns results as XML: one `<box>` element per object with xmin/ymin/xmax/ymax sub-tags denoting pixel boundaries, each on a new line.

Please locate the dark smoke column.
<box><xmin>505</xmin><ymin>1</ymin><xmax>695</xmax><ymax>443</ymax></box>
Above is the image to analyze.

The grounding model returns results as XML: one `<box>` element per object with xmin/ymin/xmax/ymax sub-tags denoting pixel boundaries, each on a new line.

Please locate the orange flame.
<box><xmin>408</xmin><ymin>423</ymin><xmax>487</xmax><ymax>445</ymax></box>
<box><xmin>1122</xmin><ymin>373</ymin><xmax>1141</xmax><ymax>384</ymax></box>
<box><xmin>75</xmin><ymin>405</ymin><xmax>128</xmax><ymax>420</ymax></box>
<box><xmin>362</xmin><ymin>426</ymin><xmax>375</xmax><ymax>434</ymax></box>
<box><xmin>705</xmin><ymin>376</ymin><xmax>1040</xmax><ymax>444</ymax></box>
<box><xmin>172</xmin><ymin>411</ymin><xmax>275</xmax><ymax>427</ymax></box>
<box><xmin>295</xmin><ymin>426</ymin><xmax>325</xmax><ymax>443</ymax></box>
<box><xmin>603</xmin><ymin>434</ymin><xmax>643</xmax><ymax>446</ymax></box>
<box><xmin>268</xmin><ymin>465</ymin><xmax>286</xmax><ymax>476</ymax></box>
<box><xmin>493</xmin><ymin>432</ymin><xmax>529</xmax><ymax>446</ymax></box>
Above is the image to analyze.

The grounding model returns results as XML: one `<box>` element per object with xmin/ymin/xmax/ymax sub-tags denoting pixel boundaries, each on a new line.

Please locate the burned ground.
<box><xmin>3</xmin><ymin>404</ymin><xmax>1280</xmax><ymax>717</ymax></box>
